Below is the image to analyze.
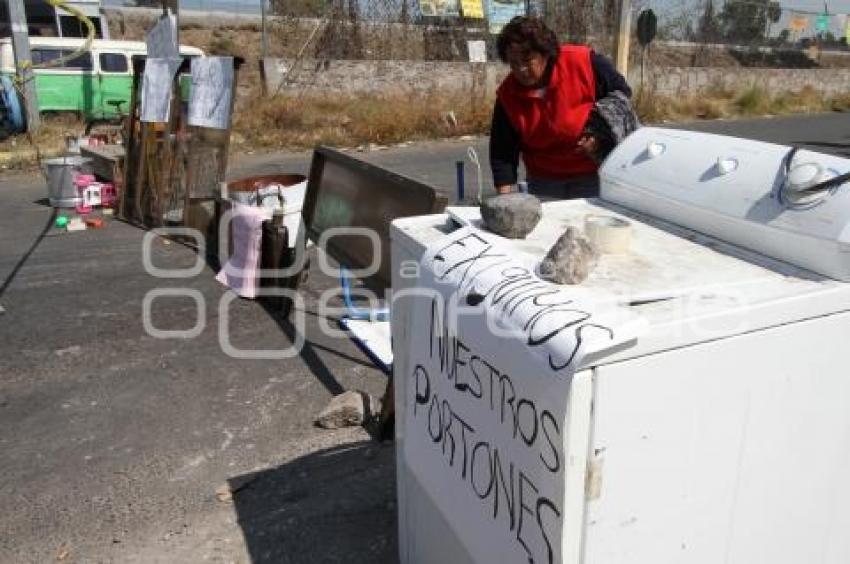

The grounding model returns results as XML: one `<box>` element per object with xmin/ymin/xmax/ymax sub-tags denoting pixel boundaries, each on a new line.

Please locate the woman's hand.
<box><xmin>576</xmin><ymin>133</ymin><xmax>598</xmax><ymax>157</ymax></box>
<box><xmin>496</xmin><ymin>184</ymin><xmax>513</xmax><ymax>195</ymax></box>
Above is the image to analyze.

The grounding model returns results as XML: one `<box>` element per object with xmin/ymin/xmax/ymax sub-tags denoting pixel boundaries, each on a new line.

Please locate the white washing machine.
<box><xmin>389</xmin><ymin>127</ymin><xmax>850</xmax><ymax>564</ymax></box>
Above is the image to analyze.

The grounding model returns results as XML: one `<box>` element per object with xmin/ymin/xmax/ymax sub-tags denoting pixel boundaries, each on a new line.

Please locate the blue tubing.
<box><xmin>340</xmin><ymin>267</ymin><xmax>389</xmax><ymax>322</ymax></box>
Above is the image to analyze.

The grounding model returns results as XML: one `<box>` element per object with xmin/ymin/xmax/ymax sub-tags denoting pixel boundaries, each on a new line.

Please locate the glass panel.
<box><xmin>99</xmin><ymin>53</ymin><xmax>128</xmax><ymax>73</ymax></box>
<box><xmin>31</xmin><ymin>48</ymin><xmax>63</xmax><ymax>66</ymax></box>
<box><xmin>62</xmin><ymin>50</ymin><xmax>93</xmax><ymax>71</ymax></box>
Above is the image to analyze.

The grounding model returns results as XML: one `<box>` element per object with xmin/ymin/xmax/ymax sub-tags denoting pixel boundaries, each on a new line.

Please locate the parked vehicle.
<box><xmin>0</xmin><ymin>38</ymin><xmax>203</xmax><ymax>120</ymax></box>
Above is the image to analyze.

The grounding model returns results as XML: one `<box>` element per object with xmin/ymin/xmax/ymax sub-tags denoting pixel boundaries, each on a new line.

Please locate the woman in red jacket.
<box><xmin>490</xmin><ymin>16</ymin><xmax>635</xmax><ymax>199</ymax></box>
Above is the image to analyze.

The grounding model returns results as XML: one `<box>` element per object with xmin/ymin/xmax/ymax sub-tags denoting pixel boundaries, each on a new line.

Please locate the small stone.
<box><xmin>215</xmin><ymin>484</ymin><xmax>233</xmax><ymax>502</ymax></box>
<box><xmin>539</xmin><ymin>227</ymin><xmax>598</xmax><ymax>285</ymax></box>
<box><xmin>55</xmin><ymin>345</ymin><xmax>82</xmax><ymax>357</ymax></box>
<box><xmin>215</xmin><ymin>474</ymin><xmax>257</xmax><ymax>502</ymax></box>
<box><xmin>314</xmin><ymin>390</ymin><xmax>379</xmax><ymax>429</ymax></box>
<box><xmin>56</xmin><ymin>543</ymin><xmax>71</xmax><ymax>561</ymax></box>
<box><xmin>480</xmin><ymin>193</ymin><xmax>542</xmax><ymax>239</ymax></box>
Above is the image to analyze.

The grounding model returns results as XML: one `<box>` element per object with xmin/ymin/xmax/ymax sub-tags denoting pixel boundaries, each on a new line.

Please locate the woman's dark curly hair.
<box><xmin>496</xmin><ymin>16</ymin><xmax>560</xmax><ymax>63</ymax></box>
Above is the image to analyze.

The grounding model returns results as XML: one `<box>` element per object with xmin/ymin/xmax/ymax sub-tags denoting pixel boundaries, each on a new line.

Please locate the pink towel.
<box><xmin>216</xmin><ymin>203</ymin><xmax>270</xmax><ymax>299</ymax></box>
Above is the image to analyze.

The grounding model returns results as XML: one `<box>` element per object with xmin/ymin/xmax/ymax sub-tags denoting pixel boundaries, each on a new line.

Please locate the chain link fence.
<box><xmin>106</xmin><ymin>0</ymin><xmax>850</xmax><ymax>67</ymax></box>
<box><xmin>640</xmin><ymin>0</ymin><xmax>850</xmax><ymax>68</ymax></box>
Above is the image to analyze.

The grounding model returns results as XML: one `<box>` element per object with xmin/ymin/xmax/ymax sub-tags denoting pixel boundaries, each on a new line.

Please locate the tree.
<box><xmin>823</xmin><ymin>31</ymin><xmax>840</xmax><ymax>47</ymax></box>
<box><xmin>765</xmin><ymin>1</ymin><xmax>781</xmax><ymax>38</ymax></box>
<box><xmin>717</xmin><ymin>0</ymin><xmax>778</xmax><ymax>43</ymax></box>
<box><xmin>659</xmin><ymin>0</ymin><xmax>698</xmax><ymax>41</ymax></box>
<box><xmin>697</xmin><ymin>0</ymin><xmax>721</xmax><ymax>43</ymax></box>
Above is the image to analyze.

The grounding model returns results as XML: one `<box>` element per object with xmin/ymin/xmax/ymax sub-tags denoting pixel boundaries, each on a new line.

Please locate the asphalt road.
<box><xmin>229</xmin><ymin>112</ymin><xmax>850</xmax><ymax>200</ymax></box>
<box><xmin>2</xmin><ymin>112</ymin><xmax>849</xmax><ymax>563</ymax></box>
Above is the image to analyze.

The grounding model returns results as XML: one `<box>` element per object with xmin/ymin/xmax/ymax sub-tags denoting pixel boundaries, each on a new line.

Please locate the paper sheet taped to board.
<box><xmin>140</xmin><ymin>57</ymin><xmax>181</xmax><ymax>123</ymax></box>
<box><xmin>403</xmin><ymin>226</ymin><xmax>646</xmax><ymax>564</ymax></box>
<box><xmin>188</xmin><ymin>57</ymin><xmax>234</xmax><ymax>130</ymax></box>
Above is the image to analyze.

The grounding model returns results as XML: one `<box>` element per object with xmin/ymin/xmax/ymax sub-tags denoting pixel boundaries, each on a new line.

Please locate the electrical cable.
<box><xmin>781</xmin><ymin>145</ymin><xmax>850</xmax><ymax>209</ymax></box>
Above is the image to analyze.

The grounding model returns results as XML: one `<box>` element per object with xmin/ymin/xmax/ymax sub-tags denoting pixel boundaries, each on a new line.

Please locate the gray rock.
<box><xmin>480</xmin><ymin>193</ymin><xmax>542</xmax><ymax>239</ymax></box>
<box><xmin>539</xmin><ymin>227</ymin><xmax>599</xmax><ymax>285</ymax></box>
<box><xmin>314</xmin><ymin>390</ymin><xmax>380</xmax><ymax>429</ymax></box>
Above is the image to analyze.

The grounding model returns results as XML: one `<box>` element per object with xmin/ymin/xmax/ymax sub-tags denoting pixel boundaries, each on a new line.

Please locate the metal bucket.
<box><xmin>45</xmin><ymin>156</ymin><xmax>91</xmax><ymax>207</ymax></box>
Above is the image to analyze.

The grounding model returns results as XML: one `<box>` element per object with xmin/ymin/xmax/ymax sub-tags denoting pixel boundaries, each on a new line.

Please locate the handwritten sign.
<box><xmin>467</xmin><ymin>40</ymin><xmax>487</xmax><ymax>63</ymax></box>
<box><xmin>188</xmin><ymin>57</ymin><xmax>234</xmax><ymax>130</ymax></box>
<box><xmin>404</xmin><ymin>227</ymin><xmax>645</xmax><ymax>564</ymax></box>
<box><xmin>145</xmin><ymin>12</ymin><xmax>178</xmax><ymax>60</ymax></box>
<box><xmin>140</xmin><ymin>57</ymin><xmax>182</xmax><ymax>123</ymax></box>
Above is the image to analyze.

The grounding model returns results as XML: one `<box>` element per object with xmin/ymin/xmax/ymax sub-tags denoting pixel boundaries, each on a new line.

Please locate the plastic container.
<box><xmin>221</xmin><ymin>174</ymin><xmax>307</xmax><ymax>249</ymax></box>
<box><xmin>45</xmin><ymin>156</ymin><xmax>92</xmax><ymax>208</ymax></box>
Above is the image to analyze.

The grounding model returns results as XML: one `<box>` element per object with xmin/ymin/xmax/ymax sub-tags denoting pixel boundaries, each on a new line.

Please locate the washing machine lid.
<box><xmin>599</xmin><ymin>127</ymin><xmax>850</xmax><ymax>281</ymax></box>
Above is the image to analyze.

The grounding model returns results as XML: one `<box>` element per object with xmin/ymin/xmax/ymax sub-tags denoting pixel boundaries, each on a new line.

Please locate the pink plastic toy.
<box><xmin>75</xmin><ymin>182</ymin><xmax>99</xmax><ymax>214</ymax></box>
<box><xmin>73</xmin><ymin>173</ymin><xmax>96</xmax><ymax>188</ymax></box>
<box><xmin>100</xmin><ymin>183</ymin><xmax>116</xmax><ymax>207</ymax></box>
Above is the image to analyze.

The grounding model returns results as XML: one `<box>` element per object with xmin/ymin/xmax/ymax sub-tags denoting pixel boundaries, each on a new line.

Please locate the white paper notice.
<box><xmin>467</xmin><ymin>40</ymin><xmax>487</xmax><ymax>63</ymax></box>
<box><xmin>146</xmin><ymin>13</ymin><xmax>178</xmax><ymax>59</ymax></box>
<box><xmin>403</xmin><ymin>227</ymin><xmax>646</xmax><ymax>564</ymax></box>
<box><xmin>140</xmin><ymin>57</ymin><xmax>182</xmax><ymax>123</ymax></box>
<box><xmin>188</xmin><ymin>57</ymin><xmax>234</xmax><ymax>130</ymax></box>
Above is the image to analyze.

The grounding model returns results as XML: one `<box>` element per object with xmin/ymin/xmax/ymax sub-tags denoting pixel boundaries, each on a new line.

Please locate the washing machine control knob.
<box><xmin>646</xmin><ymin>142</ymin><xmax>665</xmax><ymax>158</ymax></box>
<box><xmin>716</xmin><ymin>157</ymin><xmax>738</xmax><ymax>175</ymax></box>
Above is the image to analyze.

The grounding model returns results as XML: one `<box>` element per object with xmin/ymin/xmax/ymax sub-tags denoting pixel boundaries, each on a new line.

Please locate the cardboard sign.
<box><xmin>145</xmin><ymin>12</ymin><xmax>178</xmax><ymax>59</ymax></box>
<box><xmin>188</xmin><ymin>57</ymin><xmax>234</xmax><ymax>130</ymax></box>
<box><xmin>403</xmin><ymin>227</ymin><xmax>646</xmax><ymax>564</ymax></box>
<box><xmin>140</xmin><ymin>57</ymin><xmax>182</xmax><ymax>123</ymax></box>
<box><xmin>467</xmin><ymin>40</ymin><xmax>486</xmax><ymax>63</ymax></box>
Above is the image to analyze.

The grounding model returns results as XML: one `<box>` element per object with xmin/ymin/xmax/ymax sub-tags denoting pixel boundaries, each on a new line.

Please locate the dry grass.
<box><xmin>635</xmin><ymin>83</ymin><xmax>842</xmax><ymax>123</ymax></box>
<box><xmin>0</xmin><ymin>113</ymin><xmax>81</xmax><ymax>170</ymax></box>
<box><xmin>231</xmin><ymin>90</ymin><xmax>494</xmax><ymax>151</ymax></box>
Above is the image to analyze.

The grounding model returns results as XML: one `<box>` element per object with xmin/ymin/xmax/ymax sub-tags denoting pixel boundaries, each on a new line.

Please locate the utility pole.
<box><xmin>261</xmin><ymin>0</ymin><xmax>268</xmax><ymax>59</ymax></box>
<box><xmin>8</xmin><ymin>0</ymin><xmax>40</xmax><ymax>132</ymax></box>
<box><xmin>613</xmin><ymin>0</ymin><xmax>632</xmax><ymax>76</ymax></box>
